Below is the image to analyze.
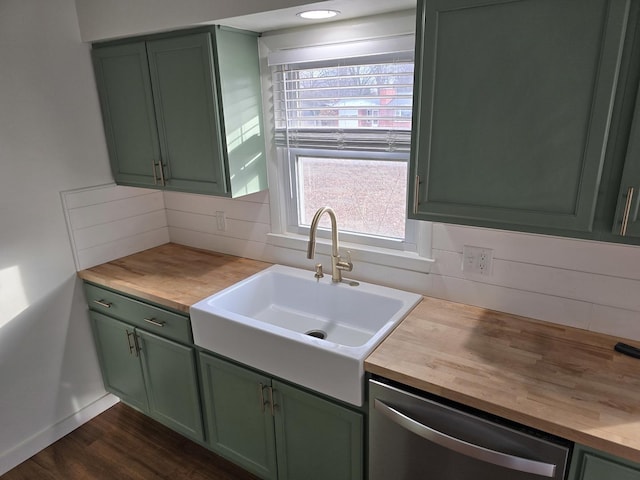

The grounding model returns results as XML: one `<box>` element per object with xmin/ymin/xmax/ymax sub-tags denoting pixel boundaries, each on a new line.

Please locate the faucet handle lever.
<box><xmin>337</xmin><ymin>250</ymin><xmax>353</xmax><ymax>272</ymax></box>
<box><xmin>314</xmin><ymin>263</ymin><xmax>324</xmax><ymax>280</ymax></box>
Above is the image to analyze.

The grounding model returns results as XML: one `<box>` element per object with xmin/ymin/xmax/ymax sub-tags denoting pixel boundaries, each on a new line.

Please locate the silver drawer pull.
<box><xmin>144</xmin><ymin>317</ymin><xmax>166</xmax><ymax>327</ymax></box>
<box><xmin>374</xmin><ymin>399</ymin><xmax>557</xmax><ymax>478</ymax></box>
<box><xmin>93</xmin><ymin>299</ymin><xmax>112</xmax><ymax>308</ymax></box>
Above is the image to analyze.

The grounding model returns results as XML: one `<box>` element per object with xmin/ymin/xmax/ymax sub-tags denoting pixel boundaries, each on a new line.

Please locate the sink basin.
<box><xmin>190</xmin><ymin>264</ymin><xmax>422</xmax><ymax>406</ymax></box>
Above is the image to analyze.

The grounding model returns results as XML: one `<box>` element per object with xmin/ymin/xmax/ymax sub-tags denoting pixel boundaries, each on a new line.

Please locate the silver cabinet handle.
<box><xmin>268</xmin><ymin>386</ymin><xmax>276</xmax><ymax>416</ymax></box>
<box><xmin>125</xmin><ymin>330</ymin><xmax>136</xmax><ymax>356</ymax></box>
<box><xmin>152</xmin><ymin>160</ymin><xmax>159</xmax><ymax>185</ymax></box>
<box><xmin>152</xmin><ymin>161</ymin><xmax>166</xmax><ymax>186</ymax></box>
<box><xmin>158</xmin><ymin>162</ymin><xmax>166</xmax><ymax>186</ymax></box>
<box><xmin>374</xmin><ymin>399</ymin><xmax>557</xmax><ymax>478</ymax></box>
<box><xmin>413</xmin><ymin>175</ymin><xmax>420</xmax><ymax>214</ymax></box>
<box><xmin>258</xmin><ymin>383</ymin><xmax>267</xmax><ymax>413</ymax></box>
<box><xmin>93</xmin><ymin>299</ymin><xmax>112</xmax><ymax>308</ymax></box>
<box><xmin>132</xmin><ymin>332</ymin><xmax>141</xmax><ymax>357</ymax></box>
<box><xmin>144</xmin><ymin>317</ymin><xmax>166</xmax><ymax>327</ymax></box>
<box><xmin>620</xmin><ymin>186</ymin><xmax>635</xmax><ymax>236</ymax></box>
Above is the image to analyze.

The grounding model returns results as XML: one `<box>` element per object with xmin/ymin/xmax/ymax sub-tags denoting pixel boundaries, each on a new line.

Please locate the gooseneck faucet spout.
<box><xmin>307</xmin><ymin>207</ymin><xmax>353</xmax><ymax>283</ymax></box>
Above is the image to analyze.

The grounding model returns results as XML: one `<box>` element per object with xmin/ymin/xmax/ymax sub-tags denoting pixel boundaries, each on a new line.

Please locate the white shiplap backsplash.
<box><xmin>61</xmin><ymin>184</ymin><xmax>169</xmax><ymax>270</ymax></box>
<box><xmin>62</xmin><ymin>186</ymin><xmax>640</xmax><ymax>341</ymax></box>
<box><xmin>430</xmin><ymin>224</ymin><xmax>640</xmax><ymax>339</ymax></box>
<box><xmin>163</xmin><ymin>191</ymin><xmax>640</xmax><ymax>341</ymax></box>
<box><xmin>164</xmin><ymin>189</ymin><xmax>272</xmax><ymax>260</ymax></box>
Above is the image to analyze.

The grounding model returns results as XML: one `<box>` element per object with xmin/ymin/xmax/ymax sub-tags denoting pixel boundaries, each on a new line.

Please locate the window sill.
<box><xmin>266</xmin><ymin>233</ymin><xmax>434</xmax><ymax>274</ymax></box>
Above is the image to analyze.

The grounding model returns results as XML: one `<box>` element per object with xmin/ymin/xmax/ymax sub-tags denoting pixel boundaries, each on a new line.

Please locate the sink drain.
<box><xmin>305</xmin><ymin>329</ymin><xmax>327</xmax><ymax>340</ymax></box>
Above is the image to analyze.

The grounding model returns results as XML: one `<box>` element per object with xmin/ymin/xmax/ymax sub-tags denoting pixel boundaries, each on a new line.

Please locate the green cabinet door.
<box><xmin>199</xmin><ymin>353</ymin><xmax>278</xmax><ymax>480</ymax></box>
<box><xmin>569</xmin><ymin>444</ymin><xmax>640</xmax><ymax>480</ymax></box>
<box><xmin>409</xmin><ymin>0</ymin><xmax>630</xmax><ymax>232</ymax></box>
<box><xmin>613</xmin><ymin>80</ymin><xmax>640</xmax><ymax>238</ymax></box>
<box><xmin>138</xmin><ymin>330</ymin><xmax>204</xmax><ymax>442</ymax></box>
<box><xmin>92</xmin><ymin>42</ymin><xmax>161</xmax><ymax>188</ymax></box>
<box><xmin>273</xmin><ymin>380</ymin><xmax>363</xmax><ymax>480</ymax></box>
<box><xmin>147</xmin><ymin>33</ymin><xmax>227</xmax><ymax>195</ymax></box>
<box><xmin>90</xmin><ymin>311</ymin><xmax>148</xmax><ymax>412</ymax></box>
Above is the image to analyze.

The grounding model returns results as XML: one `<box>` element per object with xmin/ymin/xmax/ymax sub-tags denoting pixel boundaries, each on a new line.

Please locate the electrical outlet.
<box><xmin>215</xmin><ymin>211</ymin><xmax>226</xmax><ymax>231</ymax></box>
<box><xmin>462</xmin><ymin>245</ymin><xmax>493</xmax><ymax>275</ymax></box>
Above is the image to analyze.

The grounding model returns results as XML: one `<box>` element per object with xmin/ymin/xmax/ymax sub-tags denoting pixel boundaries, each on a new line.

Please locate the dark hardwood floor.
<box><xmin>3</xmin><ymin>402</ymin><xmax>260</xmax><ymax>480</ymax></box>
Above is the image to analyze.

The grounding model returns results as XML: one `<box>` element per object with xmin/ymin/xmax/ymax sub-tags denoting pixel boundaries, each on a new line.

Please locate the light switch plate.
<box><xmin>216</xmin><ymin>211</ymin><xmax>226</xmax><ymax>231</ymax></box>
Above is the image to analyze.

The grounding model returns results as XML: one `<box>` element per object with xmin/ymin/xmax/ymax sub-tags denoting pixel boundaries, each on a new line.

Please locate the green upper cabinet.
<box><xmin>569</xmin><ymin>444</ymin><xmax>640</xmax><ymax>480</ymax></box>
<box><xmin>215</xmin><ymin>28</ymin><xmax>269</xmax><ymax>197</ymax></box>
<box><xmin>146</xmin><ymin>34</ymin><xmax>226</xmax><ymax>194</ymax></box>
<box><xmin>92</xmin><ymin>27</ymin><xmax>267</xmax><ymax>197</ymax></box>
<box><xmin>409</xmin><ymin>0</ymin><xmax>630</xmax><ymax>232</ymax></box>
<box><xmin>613</xmin><ymin>78</ymin><xmax>640</xmax><ymax>238</ymax></box>
<box><xmin>91</xmin><ymin>42</ymin><xmax>161</xmax><ymax>188</ymax></box>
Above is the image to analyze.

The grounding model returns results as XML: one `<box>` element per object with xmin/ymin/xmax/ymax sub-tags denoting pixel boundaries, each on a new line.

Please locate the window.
<box><xmin>293</xmin><ymin>149</ymin><xmax>408</xmax><ymax>240</ymax></box>
<box><xmin>270</xmin><ymin>39</ymin><xmax>417</xmax><ymax>251</ymax></box>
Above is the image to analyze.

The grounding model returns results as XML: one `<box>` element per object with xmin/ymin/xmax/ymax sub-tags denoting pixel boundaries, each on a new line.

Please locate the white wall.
<box><xmin>0</xmin><ymin>0</ymin><xmax>118</xmax><ymax>474</ymax></box>
<box><xmin>74</xmin><ymin>0</ymin><xmax>320</xmax><ymax>41</ymax></box>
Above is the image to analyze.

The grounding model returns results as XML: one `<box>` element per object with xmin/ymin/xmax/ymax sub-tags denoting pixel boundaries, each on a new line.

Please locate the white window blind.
<box><xmin>272</xmin><ymin>52</ymin><xmax>415</xmax><ymax>152</ymax></box>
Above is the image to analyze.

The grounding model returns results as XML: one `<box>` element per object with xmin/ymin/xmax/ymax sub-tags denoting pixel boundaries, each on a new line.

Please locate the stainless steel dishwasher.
<box><xmin>369</xmin><ymin>378</ymin><xmax>571</xmax><ymax>480</ymax></box>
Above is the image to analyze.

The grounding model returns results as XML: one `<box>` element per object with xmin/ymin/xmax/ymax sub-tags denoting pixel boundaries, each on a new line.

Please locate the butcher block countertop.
<box><xmin>78</xmin><ymin>243</ymin><xmax>640</xmax><ymax>463</ymax></box>
<box><xmin>77</xmin><ymin>243</ymin><xmax>271</xmax><ymax>313</ymax></box>
<box><xmin>365</xmin><ymin>296</ymin><xmax>640</xmax><ymax>463</ymax></box>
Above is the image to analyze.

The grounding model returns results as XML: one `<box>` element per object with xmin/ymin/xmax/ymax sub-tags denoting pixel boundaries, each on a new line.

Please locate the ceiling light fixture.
<box><xmin>297</xmin><ymin>9</ymin><xmax>340</xmax><ymax>20</ymax></box>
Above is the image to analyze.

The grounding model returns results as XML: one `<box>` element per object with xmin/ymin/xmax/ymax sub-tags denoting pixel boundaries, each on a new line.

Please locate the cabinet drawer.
<box><xmin>84</xmin><ymin>283</ymin><xmax>192</xmax><ymax>344</ymax></box>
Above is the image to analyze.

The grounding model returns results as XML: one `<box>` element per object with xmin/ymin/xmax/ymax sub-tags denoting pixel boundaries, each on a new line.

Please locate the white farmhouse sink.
<box><xmin>190</xmin><ymin>264</ymin><xmax>422</xmax><ymax>406</ymax></box>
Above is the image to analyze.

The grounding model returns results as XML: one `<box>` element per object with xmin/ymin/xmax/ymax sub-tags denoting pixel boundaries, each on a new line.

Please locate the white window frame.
<box><xmin>260</xmin><ymin>14</ymin><xmax>434</xmax><ymax>273</ymax></box>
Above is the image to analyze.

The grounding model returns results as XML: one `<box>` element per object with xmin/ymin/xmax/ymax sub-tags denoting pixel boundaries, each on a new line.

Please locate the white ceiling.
<box><xmin>219</xmin><ymin>0</ymin><xmax>416</xmax><ymax>32</ymax></box>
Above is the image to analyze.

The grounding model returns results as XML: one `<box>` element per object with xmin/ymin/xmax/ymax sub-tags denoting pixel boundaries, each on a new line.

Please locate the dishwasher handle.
<box><xmin>374</xmin><ymin>399</ymin><xmax>557</xmax><ymax>478</ymax></box>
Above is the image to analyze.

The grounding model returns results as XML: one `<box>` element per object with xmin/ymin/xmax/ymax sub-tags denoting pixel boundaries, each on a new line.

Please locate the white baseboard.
<box><xmin>0</xmin><ymin>394</ymin><xmax>119</xmax><ymax>476</ymax></box>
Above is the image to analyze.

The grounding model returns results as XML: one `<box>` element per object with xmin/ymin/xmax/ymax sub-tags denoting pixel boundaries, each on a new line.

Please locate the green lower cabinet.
<box><xmin>199</xmin><ymin>353</ymin><xmax>278</xmax><ymax>480</ymax></box>
<box><xmin>272</xmin><ymin>380</ymin><xmax>363</xmax><ymax>480</ymax></box>
<box><xmin>90</xmin><ymin>311</ymin><xmax>149</xmax><ymax>412</ymax></box>
<box><xmin>569</xmin><ymin>444</ymin><xmax>640</xmax><ymax>480</ymax></box>
<box><xmin>138</xmin><ymin>329</ymin><xmax>204</xmax><ymax>442</ymax></box>
<box><xmin>90</xmin><ymin>310</ymin><xmax>204</xmax><ymax>443</ymax></box>
<box><xmin>199</xmin><ymin>352</ymin><xmax>363</xmax><ymax>480</ymax></box>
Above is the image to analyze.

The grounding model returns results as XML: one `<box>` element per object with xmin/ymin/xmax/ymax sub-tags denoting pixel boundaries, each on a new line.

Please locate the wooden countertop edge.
<box><xmin>365</xmin><ymin>358</ymin><xmax>640</xmax><ymax>464</ymax></box>
<box><xmin>76</xmin><ymin>243</ymin><xmax>272</xmax><ymax>314</ymax></box>
<box><xmin>78</xmin><ymin>269</ymin><xmax>191</xmax><ymax>313</ymax></box>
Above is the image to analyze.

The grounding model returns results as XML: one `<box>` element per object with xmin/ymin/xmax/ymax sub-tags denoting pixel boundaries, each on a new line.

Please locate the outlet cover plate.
<box><xmin>462</xmin><ymin>245</ymin><xmax>493</xmax><ymax>275</ymax></box>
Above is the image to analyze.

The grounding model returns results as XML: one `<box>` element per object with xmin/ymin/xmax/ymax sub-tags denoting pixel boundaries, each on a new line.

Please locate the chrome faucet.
<box><xmin>307</xmin><ymin>207</ymin><xmax>353</xmax><ymax>283</ymax></box>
